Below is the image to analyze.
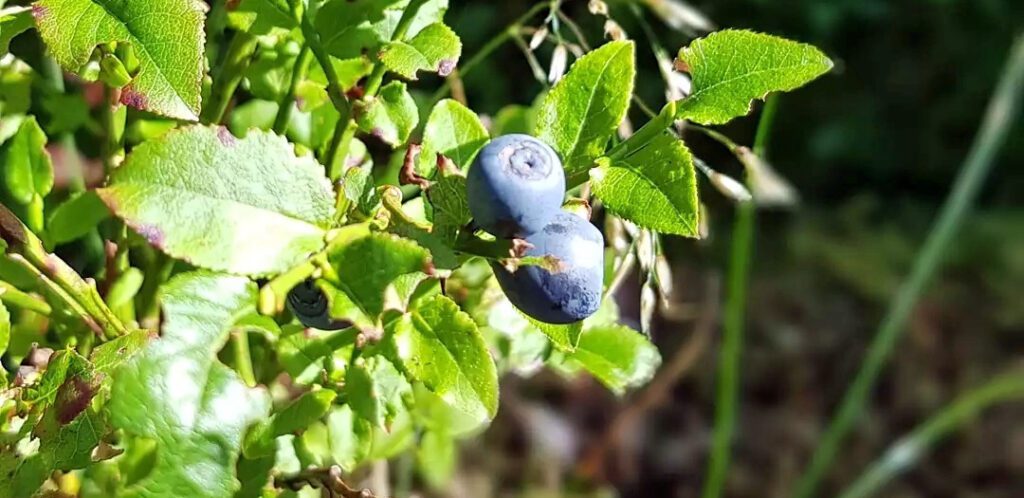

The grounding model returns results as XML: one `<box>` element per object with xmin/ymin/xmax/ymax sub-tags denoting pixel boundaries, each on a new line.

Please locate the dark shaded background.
<box><xmin>443</xmin><ymin>1</ymin><xmax>1024</xmax><ymax>497</ymax></box>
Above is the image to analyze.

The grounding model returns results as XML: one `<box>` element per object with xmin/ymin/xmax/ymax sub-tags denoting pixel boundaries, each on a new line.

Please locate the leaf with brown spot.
<box><xmin>34</xmin><ymin>0</ymin><xmax>207</xmax><ymax>120</ymax></box>
<box><xmin>379</xmin><ymin>22</ymin><xmax>462</xmax><ymax>80</ymax></box>
<box><xmin>98</xmin><ymin>125</ymin><xmax>335</xmax><ymax>276</ymax></box>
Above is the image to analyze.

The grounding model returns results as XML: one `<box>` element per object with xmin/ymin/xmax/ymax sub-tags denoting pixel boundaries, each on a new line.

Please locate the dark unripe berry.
<box><xmin>467</xmin><ymin>134</ymin><xmax>565</xmax><ymax>238</ymax></box>
<box><xmin>492</xmin><ymin>211</ymin><xmax>604</xmax><ymax>324</ymax></box>
<box><xmin>287</xmin><ymin>280</ymin><xmax>350</xmax><ymax>330</ymax></box>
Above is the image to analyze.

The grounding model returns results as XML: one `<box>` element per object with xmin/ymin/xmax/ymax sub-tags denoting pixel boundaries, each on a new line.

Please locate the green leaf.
<box><xmin>244</xmin><ymin>389</ymin><xmax>337</xmax><ymax>458</ymax></box>
<box><xmin>535</xmin><ymin>40</ymin><xmax>635</xmax><ymax>181</ymax></box>
<box><xmin>0</xmin><ymin>6</ymin><xmax>33</xmax><ymax>54</ymax></box>
<box><xmin>355</xmin><ymin>81</ymin><xmax>418</xmax><ymax>147</ymax></box>
<box><xmin>0</xmin><ymin>453</ymin><xmax>48</xmax><ymax>498</ymax></box>
<box><xmin>98</xmin><ymin>126</ymin><xmax>335</xmax><ymax>277</ymax></box>
<box><xmin>0</xmin><ymin>116</ymin><xmax>52</xmax><ymax>205</ymax></box>
<box><xmin>315</xmin><ymin>0</ymin><xmax>447</xmax><ymax>60</ymax></box>
<box><xmin>316</xmin><ymin>0</ymin><xmax>401</xmax><ymax>60</ymax></box>
<box><xmin>107</xmin><ymin>272</ymin><xmax>270</xmax><ymax>498</ymax></box>
<box><xmin>34</xmin><ymin>0</ymin><xmax>207</xmax><ymax>120</ymax></box>
<box><xmin>0</xmin><ymin>57</ymin><xmax>31</xmax><ymax>115</ymax></box>
<box><xmin>24</xmin><ymin>349</ymin><xmax>91</xmax><ymax>406</ymax></box>
<box><xmin>567</xmin><ymin>324</ymin><xmax>661</xmax><ymax>395</ymax></box>
<box><xmin>417</xmin><ymin>99</ymin><xmax>488</xmax><ymax>177</ymax></box>
<box><xmin>35</xmin><ymin>406</ymin><xmax>104</xmax><ymax>471</ymax></box>
<box><xmin>675</xmin><ymin>29</ymin><xmax>833</xmax><ymax>124</ymax></box>
<box><xmin>492</xmin><ymin>104</ymin><xmax>535</xmax><ymax>136</ymax></box>
<box><xmin>233</xmin><ymin>454</ymin><xmax>275</xmax><ymax>498</ymax></box>
<box><xmin>0</xmin><ymin>300</ymin><xmax>8</xmax><ymax>358</ymax></box>
<box><xmin>346</xmin><ymin>355</ymin><xmax>411</xmax><ymax>429</ymax></box>
<box><xmin>47</xmin><ymin>191</ymin><xmax>110</xmax><ymax>246</ymax></box>
<box><xmin>325</xmin><ymin>232</ymin><xmax>431</xmax><ymax>320</ymax></box>
<box><xmin>276</xmin><ymin>325</ymin><xmax>355</xmax><ymax>383</ymax></box>
<box><xmin>89</xmin><ymin>329</ymin><xmax>150</xmax><ymax>374</ymax></box>
<box><xmin>483</xmin><ymin>299</ymin><xmax>549</xmax><ymax>375</ymax></box>
<box><xmin>366</xmin><ymin>404</ymin><xmax>415</xmax><ymax>460</ymax></box>
<box><xmin>244</xmin><ymin>45</ymin><xmax>298</xmax><ymax>101</ymax></box>
<box><xmin>524</xmin><ymin>312</ymin><xmax>583</xmax><ymax>352</ymax></box>
<box><xmin>41</xmin><ymin>93</ymin><xmax>91</xmax><ymax>135</ymax></box>
<box><xmin>326</xmin><ymin>405</ymin><xmax>373</xmax><ymax>471</ymax></box>
<box><xmin>227</xmin><ymin>0</ymin><xmax>294</xmax><ymax>36</ymax></box>
<box><xmin>592</xmin><ymin>132</ymin><xmax>699</xmax><ymax>236</ymax></box>
<box><xmin>379</xmin><ymin>22</ymin><xmax>461</xmax><ymax>80</ymax></box>
<box><xmin>417</xmin><ymin>429</ymin><xmax>456</xmax><ymax>489</ymax></box>
<box><xmin>381</xmin><ymin>189</ymin><xmax>459</xmax><ymax>270</ymax></box>
<box><xmin>341</xmin><ymin>160</ymin><xmax>378</xmax><ymax>216</ymax></box>
<box><xmin>105</xmin><ymin>267</ymin><xmax>144</xmax><ymax>309</ymax></box>
<box><xmin>307</xmin><ymin>56</ymin><xmax>374</xmax><ymax>95</ymax></box>
<box><xmin>385</xmin><ymin>295</ymin><xmax>498</xmax><ymax>425</ymax></box>
<box><xmin>425</xmin><ymin>174</ymin><xmax>471</xmax><ymax>244</ymax></box>
<box><xmin>410</xmin><ymin>382</ymin><xmax>482</xmax><ymax>436</ymax></box>
<box><xmin>15</xmin><ymin>349</ymin><xmax>105</xmax><ymax>482</ymax></box>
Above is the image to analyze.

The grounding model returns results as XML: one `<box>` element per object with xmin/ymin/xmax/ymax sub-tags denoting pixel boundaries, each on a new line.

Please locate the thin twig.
<box><xmin>511</xmin><ymin>32</ymin><xmax>549</xmax><ymax>85</ymax></box>
<box><xmin>556</xmin><ymin>10</ymin><xmax>591</xmax><ymax>51</ymax></box>
<box><xmin>0</xmin><ymin>204</ymin><xmax>128</xmax><ymax>338</ymax></box>
<box><xmin>602</xmin><ymin>241</ymin><xmax>637</xmax><ymax>300</ymax></box>
<box><xmin>275</xmin><ymin>465</ymin><xmax>376</xmax><ymax>498</ymax></box>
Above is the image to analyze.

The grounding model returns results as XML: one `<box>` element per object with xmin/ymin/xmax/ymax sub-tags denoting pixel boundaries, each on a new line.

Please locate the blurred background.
<box><xmin>441</xmin><ymin>1</ymin><xmax>1024</xmax><ymax>497</ymax></box>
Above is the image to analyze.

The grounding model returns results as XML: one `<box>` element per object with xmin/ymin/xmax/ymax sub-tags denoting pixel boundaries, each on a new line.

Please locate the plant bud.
<box><xmin>736</xmin><ymin>146</ymin><xmax>799</xmax><ymax>207</ymax></box>
<box><xmin>604</xmin><ymin>19</ymin><xmax>626</xmax><ymax>41</ymax></box>
<box><xmin>640</xmin><ymin>275</ymin><xmax>657</xmax><ymax>335</ymax></box>
<box><xmin>696</xmin><ymin>158</ymin><xmax>753</xmax><ymax>203</ymax></box>
<box><xmin>708</xmin><ymin>170</ymin><xmax>752</xmax><ymax>203</ymax></box>
<box><xmin>99</xmin><ymin>53</ymin><xmax>132</xmax><ymax>88</ymax></box>
<box><xmin>548</xmin><ymin>44</ymin><xmax>568</xmax><ymax>83</ymax></box>
<box><xmin>646</xmin><ymin>0</ymin><xmax>714</xmax><ymax>33</ymax></box>
<box><xmin>529</xmin><ymin>26</ymin><xmax>548</xmax><ymax>51</ymax></box>
<box><xmin>588</xmin><ymin>0</ymin><xmax>609</xmax><ymax>16</ymax></box>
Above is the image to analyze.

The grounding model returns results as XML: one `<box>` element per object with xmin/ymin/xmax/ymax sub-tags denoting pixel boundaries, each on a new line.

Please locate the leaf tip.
<box><xmin>30</xmin><ymin>3</ymin><xmax>48</xmax><ymax>21</ymax></box>
<box><xmin>216</xmin><ymin>125</ymin><xmax>238</xmax><ymax>146</ymax></box>
<box><xmin>437</xmin><ymin>59</ymin><xmax>456</xmax><ymax>77</ymax></box>
<box><xmin>119</xmin><ymin>87</ymin><xmax>148</xmax><ymax>111</ymax></box>
<box><xmin>128</xmin><ymin>221</ymin><xmax>167</xmax><ymax>250</ymax></box>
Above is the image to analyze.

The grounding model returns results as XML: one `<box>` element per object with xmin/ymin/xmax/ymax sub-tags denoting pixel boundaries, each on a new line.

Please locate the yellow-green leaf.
<box><xmin>675</xmin><ymin>29</ymin><xmax>833</xmax><ymax>124</ymax></box>
<box><xmin>386</xmin><ymin>295</ymin><xmax>498</xmax><ymax>426</ymax></box>
<box><xmin>99</xmin><ymin>126</ymin><xmax>335</xmax><ymax>277</ymax></box>
<box><xmin>536</xmin><ymin>40</ymin><xmax>635</xmax><ymax>182</ymax></box>
<box><xmin>34</xmin><ymin>0</ymin><xmax>207</xmax><ymax>120</ymax></box>
<box><xmin>355</xmin><ymin>81</ymin><xmax>418</xmax><ymax>147</ymax></box>
<box><xmin>379</xmin><ymin>22</ymin><xmax>461</xmax><ymax>80</ymax></box>
<box><xmin>591</xmin><ymin>132</ymin><xmax>699</xmax><ymax>236</ymax></box>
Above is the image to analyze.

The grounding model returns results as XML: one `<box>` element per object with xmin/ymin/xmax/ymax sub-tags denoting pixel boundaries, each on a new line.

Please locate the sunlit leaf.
<box><xmin>99</xmin><ymin>126</ymin><xmax>335</xmax><ymax>277</ymax></box>
<box><xmin>675</xmin><ymin>29</ymin><xmax>832</xmax><ymax>124</ymax></box>
<box><xmin>107</xmin><ymin>272</ymin><xmax>270</xmax><ymax>498</ymax></box>
<box><xmin>34</xmin><ymin>0</ymin><xmax>207</xmax><ymax>120</ymax></box>
<box><xmin>536</xmin><ymin>40</ymin><xmax>635</xmax><ymax>182</ymax></box>
<box><xmin>591</xmin><ymin>132</ymin><xmax>699</xmax><ymax>236</ymax></box>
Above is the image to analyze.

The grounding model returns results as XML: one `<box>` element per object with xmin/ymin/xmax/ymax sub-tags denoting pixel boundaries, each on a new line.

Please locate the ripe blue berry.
<box><xmin>467</xmin><ymin>134</ymin><xmax>566</xmax><ymax>238</ymax></box>
<box><xmin>492</xmin><ymin>211</ymin><xmax>604</xmax><ymax>324</ymax></box>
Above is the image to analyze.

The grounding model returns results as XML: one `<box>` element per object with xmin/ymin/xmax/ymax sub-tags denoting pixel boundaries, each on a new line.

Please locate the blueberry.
<box><xmin>467</xmin><ymin>134</ymin><xmax>566</xmax><ymax>238</ymax></box>
<box><xmin>492</xmin><ymin>211</ymin><xmax>604</xmax><ymax>324</ymax></box>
